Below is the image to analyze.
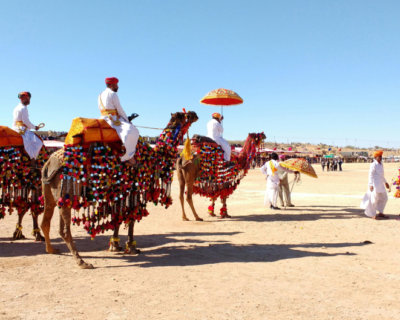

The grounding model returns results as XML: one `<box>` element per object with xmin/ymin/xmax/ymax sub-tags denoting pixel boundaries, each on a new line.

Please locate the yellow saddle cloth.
<box><xmin>0</xmin><ymin>126</ymin><xmax>23</xmax><ymax>147</ymax></box>
<box><xmin>64</xmin><ymin>118</ymin><xmax>120</xmax><ymax>146</ymax></box>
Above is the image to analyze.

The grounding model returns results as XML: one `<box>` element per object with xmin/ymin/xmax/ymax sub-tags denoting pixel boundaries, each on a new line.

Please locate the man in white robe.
<box><xmin>278</xmin><ymin>154</ymin><xmax>294</xmax><ymax>207</ymax></box>
<box><xmin>12</xmin><ymin>92</ymin><xmax>43</xmax><ymax>167</ymax></box>
<box><xmin>98</xmin><ymin>77</ymin><xmax>140</xmax><ymax>166</ymax></box>
<box><xmin>261</xmin><ymin>153</ymin><xmax>298</xmax><ymax>210</ymax></box>
<box><xmin>360</xmin><ymin>151</ymin><xmax>390</xmax><ymax>219</ymax></box>
<box><xmin>207</xmin><ymin>112</ymin><xmax>231</xmax><ymax>162</ymax></box>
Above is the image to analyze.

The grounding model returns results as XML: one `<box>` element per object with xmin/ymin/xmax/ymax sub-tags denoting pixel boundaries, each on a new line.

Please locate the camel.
<box><xmin>176</xmin><ymin>132</ymin><xmax>266</xmax><ymax>221</ymax></box>
<box><xmin>40</xmin><ymin>111</ymin><xmax>198</xmax><ymax>269</ymax></box>
<box><xmin>0</xmin><ymin>126</ymin><xmax>48</xmax><ymax>241</ymax></box>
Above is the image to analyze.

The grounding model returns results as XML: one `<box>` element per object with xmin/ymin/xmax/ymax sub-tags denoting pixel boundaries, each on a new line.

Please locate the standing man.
<box><xmin>278</xmin><ymin>155</ymin><xmax>295</xmax><ymax>207</ymax></box>
<box><xmin>338</xmin><ymin>157</ymin><xmax>343</xmax><ymax>171</ymax></box>
<box><xmin>12</xmin><ymin>92</ymin><xmax>43</xmax><ymax>167</ymax></box>
<box><xmin>207</xmin><ymin>113</ymin><xmax>231</xmax><ymax>162</ymax></box>
<box><xmin>261</xmin><ymin>153</ymin><xmax>298</xmax><ymax>210</ymax></box>
<box><xmin>360</xmin><ymin>151</ymin><xmax>390</xmax><ymax>219</ymax></box>
<box><xmin>321</xmin><ymin>158</ymin><xmax>326</xmax><ymax>171</ymax></box>
<box><xmin>98</xmin><ymin>77</ymin><xmax>140</xmax><ymax>166</ymax></box>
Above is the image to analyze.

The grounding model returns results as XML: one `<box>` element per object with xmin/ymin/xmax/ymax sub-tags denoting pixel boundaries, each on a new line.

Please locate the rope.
<box><xmin>135</xmin><ymin>125</ymin><xmax>164</xmax><ymax>130</ymax></box>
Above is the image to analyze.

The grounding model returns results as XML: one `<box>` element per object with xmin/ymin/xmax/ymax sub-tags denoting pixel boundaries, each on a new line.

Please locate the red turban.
<box><xmin>373</xmin><ymin>151</ymin><xmax>383</xmax><ymax>157</ymax></box>
<box><xmin>18</xmin><ymin>92</ymin><xmax>31</xmax><ymax>99</ymax></box>
<box><xmin>105</xmin><ymin>77</ymin><xmax>119</xmax><ymax>84</ymax></box>
<box><xmin>212</xmin><ymin>112</ymin><xmax>221</xmax><ymax>119</ymax></box>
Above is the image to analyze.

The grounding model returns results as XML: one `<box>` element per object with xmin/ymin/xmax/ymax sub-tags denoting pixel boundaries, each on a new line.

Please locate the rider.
<box><xmin>12</xmin><ymin>92</ymin><xmax>43</xmax><ymax>167</ymax></box>
<box><xmin>207</xmin><ymin>112</ymin><xmax>231</xmax><ymax>162</ymax></box>
<box><xmin>98</xmin><ymin>77</ymin><xmax>140</xmax><ymax>166</ymax></box>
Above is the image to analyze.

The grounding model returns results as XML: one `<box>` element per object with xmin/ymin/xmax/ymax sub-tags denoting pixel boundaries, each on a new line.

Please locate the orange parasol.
<box><xmin>200</xmin><ymin>88</ymin><xmax>243</xmax><ymax>106</ymax></box>
<box><xmin>280</xmin><ymin>158</ymin><xmax>318</xmax><ymax>179</ymax></box>
<box><xmin>200</xmin><ymin>88</ymin><xmax>243</xmax><ymax>129</ymax></box>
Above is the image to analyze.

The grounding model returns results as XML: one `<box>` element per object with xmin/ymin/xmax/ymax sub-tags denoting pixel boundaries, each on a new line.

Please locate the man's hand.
<box><xmin>385</xmin><ymin>183</ymin><xmax>390</xmax><ymax>189</ymax></box>
<box><xmin>370</xmin><ymin>186</ymin><xmax>374</xmax><ymax>192</ymax></box>
<box><xmin>35</xmin><ymin>126</ymin><xmax>39</xmax><ymax>131</ymax></box>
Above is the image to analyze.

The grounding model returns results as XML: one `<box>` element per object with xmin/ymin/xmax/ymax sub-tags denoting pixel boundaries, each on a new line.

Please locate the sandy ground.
<box><xmin>1</xmin><ymin>163</ymin><xmax>400</xmax><ymax>320</ymax></box>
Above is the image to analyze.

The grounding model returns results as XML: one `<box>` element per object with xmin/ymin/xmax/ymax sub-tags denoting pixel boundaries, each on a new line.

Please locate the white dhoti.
<box><xmin>101</xmin><ymin>116</ymin><xmax>139</xmax><ymax>162</ymax></box>
<box><xmin>21</xmin><ymin>130</ymin><xmax>43</xmax><ymax>159</ymax></box>
<box><xmin>360</xmin><ymin>190</ymin><xmax>388</xmax><ymax>217</ymax></box>
<box><xmin>264</xmin><ymin>180</ymin><xmax>280</xmax><ymax>207</ymax></box>
<box><xmin>215</xmin><ymin>137</ymin><xmax>231</xmax><ymax>161</ymax></box>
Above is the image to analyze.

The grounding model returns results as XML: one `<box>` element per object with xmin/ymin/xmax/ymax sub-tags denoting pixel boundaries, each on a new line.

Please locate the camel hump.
<box><xmin>0</xmin><ymin>126</ymin><xmax>23</xmax><ymax>148</ymax></box>
<box><xmin>64</xmin><ymin>118</ymin><xmax>121</xmax><ymax>146</ymax></box>
<box><xmin>192</xmin><ymin>134</ymin><xmax>216</xmax><ymax>144</ymax></box>
<box><xmin>42</xmin><ymin>149</ymin><xmax>64</xmax><ymax>184</ymax></box>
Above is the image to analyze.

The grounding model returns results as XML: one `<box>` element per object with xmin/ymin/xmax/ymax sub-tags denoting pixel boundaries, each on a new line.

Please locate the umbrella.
<box><xmin>280</xmin><ymin>158</ymin><xmax>318</xmax><ymax>179</ymax></box>
<box><xmin>200</xmin><ymin>88</ymin><xmax>243</xmax><ymax>123</ymax></box>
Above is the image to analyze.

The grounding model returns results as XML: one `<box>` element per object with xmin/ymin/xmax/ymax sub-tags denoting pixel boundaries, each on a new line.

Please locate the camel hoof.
<box><xmin>182</xmin><ymin>218</ymin><xmax>190</xmax><ymax>221</ymax></box>
<box><xmin>46</xmin><ymin>247</ymin><xmax>60</xmax><ymax>254</ymax></box>
<box><xmin>34</xmin><ymin>232</ymin><xmax>45</xmax><ymax>242</ymax></box>
<box><xmin>196</xmin><ymin>218</ymin><xmax>204</xmax><ymax>221</ymax></box>
<box><xmin>109</xmin><ymin>243</ymin><xmax>123</xmax><ymax>252</ymax></box>
<box><xmin>209</xmin><ymin>213</ymin><xmax>217</xmax><ymax>217</ymax></box>
<box><xmin>12</xmin><ymin>232</ymin><xmax>26</xmax><ymax>241</ymax></box>
<box><xmin>78</xmin><ymin>262</ymin><xmax>94</xmax><ymax>269</ymax></box>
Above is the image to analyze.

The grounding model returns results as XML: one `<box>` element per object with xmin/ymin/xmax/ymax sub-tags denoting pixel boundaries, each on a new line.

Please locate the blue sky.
<box><xmin>1</xmin><ymin>0</ymin><xmax>399</xmax><ymax>148</ymax></box>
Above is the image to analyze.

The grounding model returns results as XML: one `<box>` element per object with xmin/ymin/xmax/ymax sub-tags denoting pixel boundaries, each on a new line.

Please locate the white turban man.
<box><xmin>207</xmin><ymin>112</ymin><xmax>231</xmax><ymax>162</ymax></box>
<box><xmin>12</xmin><ymin>92</ymin><xmax>43</xmax><ymax>168</ymax></box>
<box><xmin>98</xmin><ymin>77</ymin><xmax>140</xmax><ymax>167</ymax></box>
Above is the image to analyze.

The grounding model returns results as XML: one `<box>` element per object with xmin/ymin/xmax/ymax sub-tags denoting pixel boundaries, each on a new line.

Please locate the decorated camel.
<box><xmin>176</xmin><ymin>132</ymin><xmax>266</xmax><ymax>220</ymax></box>
<box><xmin>41</xmin><ymin>110</ymin><xmax>198</xmax><ymax>269</ymax></box>
<box><xmin>0</xmin><ymin>126</ymin><xmax>49</xmax><ymax>241</ymax></box>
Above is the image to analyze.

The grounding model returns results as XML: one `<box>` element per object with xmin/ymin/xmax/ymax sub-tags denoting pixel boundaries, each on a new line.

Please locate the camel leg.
<box><xmin>219</xmin><ymin>197</ymin><xmax>231</xmax><ymax>219</ymax></box>
<box><xmin>186</xmin><ymin>180</ymin><xmax>203</xmax><ymax>221</ymax></box>
<box><xmin>178</xmin><ymin>169</ymin><xmax>189</xmax><ymax>221</ymax></box>
<box><xmin>31</xmin><ymin>212</ymin><xmax>45</xmax><ymax>242</ymax></box>
<box><xmin>109</xmin><ymin>225</ymin><xmax>123</xmax><ymax>252</ymax></box>
<box><xmin>208</xmin><ymin>199</ymin><xmax>217</xmax><ymax>217</ymax></box>
<box><xmin>58</xmin><ymin>207</ymin><xmax>93</xmax><ymax>269</ymax></box>
<box><xmin>12</xmin><ymin>210</ymin><xmax>27</xmax><ymax>240</ymax></box>
<box><xmin>125</xmin><ymin>221</ymin><xmax>141</xmax><ymax>254</ymax></box>
<box><xmin>41</xmin><ymin>190</ymin><xmax>60</xmax><ymax>254</ymax></box>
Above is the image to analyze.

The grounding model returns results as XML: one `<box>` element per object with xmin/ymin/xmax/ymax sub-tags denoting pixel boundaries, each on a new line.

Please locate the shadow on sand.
<box><xmin>0</xmin><ymin>229</ymin><xmax>372</xmax><ymax>269</ymax></box>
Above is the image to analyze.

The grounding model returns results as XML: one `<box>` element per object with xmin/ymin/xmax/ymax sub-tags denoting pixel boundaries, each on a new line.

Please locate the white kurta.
<box><xmin>360</xmin><ymin>160</ymin><xmax>388</xmax><ymax>216</ymax></box>
<box><xmin>12</xmin><ymin>103</ymin><xmax>43</xmax><ymax>159</ymax></box>
<box><xmin>98</xmin><ymin>88</ymin><xmax>139</xmax><ymax>162</ymax></box>
<box><xmin>261</xmin><ymin>160</ymin><xmax>293</xmax><ymax>207</ymax></box>
<box><xmin>206</xmin><ymin>118</ymin><xmax>231</xmax><ymax>161</ymax></box>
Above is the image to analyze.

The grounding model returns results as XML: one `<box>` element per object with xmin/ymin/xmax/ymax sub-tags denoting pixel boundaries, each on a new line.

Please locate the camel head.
<box><xmin>184</xmin><ymin>111</ymin><xmax>198</xmax><ymax>124</ymax></box>
<box><xmin>249</xmin><ymin>132</ymin><xmax>266</xmax><ymax>148</ymax></box>
<box><xmin>168</xmin><ymin>111</ymin><xmax>198</xmax><ymax>128</ymax></box>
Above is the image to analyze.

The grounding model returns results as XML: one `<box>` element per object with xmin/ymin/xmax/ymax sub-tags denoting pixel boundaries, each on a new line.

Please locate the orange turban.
<box><xmin>373</xmin><ymin>151</ymin><xmax>383</xmax><ymax>157</ymax></box>
<box><xmin>212</xmin><ymin>112</ymin><xmax>221</xmax><ymax>119</ymax></box>
<box><xmin>18</xmin><ymin>92</ymin><xmax>31</xmax><ymax>99</ymax></box>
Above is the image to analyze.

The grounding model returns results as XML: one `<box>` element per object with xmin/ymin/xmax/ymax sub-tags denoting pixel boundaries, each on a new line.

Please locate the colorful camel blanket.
<box><xmin>0</xmin><ymin>146</ymin><xmax>49</xmax><ymax>219</ymax></box>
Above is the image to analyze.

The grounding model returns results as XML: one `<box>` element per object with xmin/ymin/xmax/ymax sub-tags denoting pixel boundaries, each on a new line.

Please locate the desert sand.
<box><xmin>1</xmin><ymin>162</ymin><xmax>400</xmax><ymax>320</ymax></box>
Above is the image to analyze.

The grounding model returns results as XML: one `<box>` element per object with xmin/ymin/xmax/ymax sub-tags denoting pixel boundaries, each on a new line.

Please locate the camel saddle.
<box><xmin>0</xmin><ymin>126</ymin><xmax>23</xmax><ymax>147</ymax></box>
<box><xmin>64</xmin><ymin>118</ymin><xmax>121</xmax><ymax>146</ymax></box>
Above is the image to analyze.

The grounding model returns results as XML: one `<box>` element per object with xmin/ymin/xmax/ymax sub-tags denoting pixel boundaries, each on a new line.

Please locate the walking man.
<box><xmin>360</xmin><ymin>151</ymin><xmax>390</xmax><ymax>220</ymax></box>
